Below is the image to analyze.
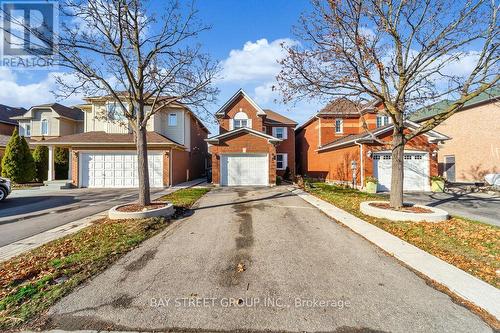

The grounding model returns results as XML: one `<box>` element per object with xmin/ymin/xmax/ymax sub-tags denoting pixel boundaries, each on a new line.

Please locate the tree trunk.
<box><xmin>136</xmin><ymin>119</ymin><xmax>151</xmax><ymax>206</ymax></box>
<box><xmin>390</xmin><ymin>122</ymin><xmax>405</xmax><ymax>209</ymax></box>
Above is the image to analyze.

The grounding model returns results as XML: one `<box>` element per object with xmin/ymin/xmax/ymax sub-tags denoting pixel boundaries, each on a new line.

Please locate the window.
<box><xmin>273</xmin><ymin>127</ymin><xmax>287</xmax><ymax>139</ymax></box>
<box><xmin>234</xmin><ymin>119</ymin><xmax>248</xmax><ymax>129</ymax></box>
<box><xmin>335</xmin><ymin>119</ymin><xmax>343</xmax><ymax>133</ymax></box>
<box><xmin>106</xmin><ymin>102</ymin><xmax>127</xmax><ymax>121</ymax></box>
<box><xmin>41</xmin><ymin>119</ymin><xmax>48</xmax><ymax>135</ymax></box>
<box><xmin>376</xmin><ymin>115</ymin><xmax>390</xmax><ymax>128</ymax></box>
<box><xmin>276</xmin><ymin>153</ymin><xmax>288</xmax><ymax>170</ymax></box>
<box><xmin>233</xmin><ymin>111</ymin><xmax>249</xmax><ymax>129</ymax></box>
<box><xmin>25</xmin><ymin>124</ymin><xmax>31</xmax><ymax>137</ymax></box>
<box><xmin>168</xmin><ymin>113</ymin><xmax>177</xmax><ymax>126</ymax></box>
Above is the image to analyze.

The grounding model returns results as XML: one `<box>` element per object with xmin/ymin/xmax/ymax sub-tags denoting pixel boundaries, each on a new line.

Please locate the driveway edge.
<box><xmin>290</xmin><ymin>187</ymin><xmax>500</xmax><ymax>321</ymax></box>
<box><xmin>0</xmin><ymin>179</ymin><xmax>207</xmax><ymax>263</ymax></box>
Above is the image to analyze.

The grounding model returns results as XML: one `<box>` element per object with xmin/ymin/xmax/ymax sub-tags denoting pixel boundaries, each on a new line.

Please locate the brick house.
<box><xmin>206</xmin><ymin>89</ymin><xmax>297</xmax><ymax>186</ymax></box>
<box><xmin>33</xmin><ymin>96</ymin><xmax>209</xmax><ymax>188</ymax></box>
<box><xmin>295</xmin><ymin>99</ymin><xmax>449</xmax><ymax>192</ymax></box>
<box><xmin>411</xmin><ymin>87</ymin><xmax>500</xmax><ymax>182</ymax></box>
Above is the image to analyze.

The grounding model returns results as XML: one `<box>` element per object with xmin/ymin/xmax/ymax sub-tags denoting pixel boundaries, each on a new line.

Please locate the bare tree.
<box><xmin>277</xmin><ymin>0</ymin><xmax>499</xmax><ymax>208</ymax></box>
<box><xmin>2</xmin><ymin>0</ymin><xmax>219</xmax><ymax>205</ymax></box>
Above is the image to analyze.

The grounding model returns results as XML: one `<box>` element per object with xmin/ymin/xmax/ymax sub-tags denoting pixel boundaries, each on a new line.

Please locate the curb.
<box><xmin>0</xmin><ymin>179</ymin><xmax>207</xmax><ymax>263</ymax></box>
<box><xmin>108</xmin><ymin>202</ymin><xmax>174</xmax><ymax>220</ymax></box>
<box><xmin>290</xmin><ymin>187</ymin><xmax>500</xmax><ymax>321</ymax></box>
<box><xmin>360</xmin><ymin>200</ymin><xmax>449</xmax><ymax>222</ymax></box>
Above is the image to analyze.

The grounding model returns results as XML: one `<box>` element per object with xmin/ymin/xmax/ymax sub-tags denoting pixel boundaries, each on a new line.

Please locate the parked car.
<box><xmin>0</xmin><ymin>177</ymin><xmax>11</xmax><ymax>201</ymax></box>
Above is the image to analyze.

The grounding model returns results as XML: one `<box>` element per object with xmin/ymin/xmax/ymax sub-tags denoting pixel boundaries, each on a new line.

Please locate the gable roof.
<box><xmin>215</xmin><ymin>89</ymin><xmax>266</xmax><ymax>117</ymax></box>
<box><xmin>11</xmin><ymin>103</ymin><xmax>84</xmax><ymax>121</ymax></box>
<box><xmin>318</xmin><ymin>120</ymin><xmax>450</xmax><ymax>152</ymax></box>
<box><xmin>0</xmin><ymin>105</ymin><xmax>26</xmax><ymax>125</ymax></box>
<box><xmin>205</xmin><ymin>127</ymin><xmax>282</xmax><ymax>144</ymax></box>
<box><xmin>263</xmin><ymin>109</ymin><xmax>297</xmax><ymax>126</ymax></box>
<box><xmin>411</xmin><ymin>86</ymin><xmax>500</xmax><ymax>122</ymax></box>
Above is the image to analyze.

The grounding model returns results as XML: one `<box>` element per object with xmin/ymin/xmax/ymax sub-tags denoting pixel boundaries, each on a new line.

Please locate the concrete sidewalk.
<box><xmin>0</xmin><ymin>179</ymin><xmax>207</xmax><ymax>262</ymax></box>
<box><xmin>291</xmin><ymin>187</ymin><xmax>500</xmax><ymax>321</ymax></box>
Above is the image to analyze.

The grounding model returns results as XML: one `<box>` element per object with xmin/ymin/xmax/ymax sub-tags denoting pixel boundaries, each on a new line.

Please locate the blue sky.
<box><xmin>0</xmin><ymin>0</ymin><xmax>319</xmax><ymax>133</ymax></box>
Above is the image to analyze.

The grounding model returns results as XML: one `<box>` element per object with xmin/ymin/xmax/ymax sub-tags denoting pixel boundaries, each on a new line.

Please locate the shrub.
<box><xmin>54</xmin><ymin>147</ymin><xmax>69</xmax><ymax>179</ymax></box>
<box><xmin>32</xmin><ymin>145</ymin><xmax>49</xmax><ymax>182</ymax></box>
<box><xmin>276</xmin><ymin>176</ymin><xmax>282</xmax><ymax>185</ymax></box>
<box><xmin>431</xmin><ymin>175</ymin><xmax>445</xmax><ymax>181</ymax></box>
<box><xmin>1</xmin><ymin>128</ymin><xmax>35</xmax><ymax>183</ymax></box>
<box><xmin>365</xmin><ymin>176</ymin><xmax>378</xmax><ymax>184</ymax></box>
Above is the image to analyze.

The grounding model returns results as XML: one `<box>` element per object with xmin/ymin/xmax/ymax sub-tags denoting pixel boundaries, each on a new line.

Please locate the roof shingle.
<box><xmin>34</xmin><ymin>131</ymin><xmax>181</xmax><ymax>146</ymax></box>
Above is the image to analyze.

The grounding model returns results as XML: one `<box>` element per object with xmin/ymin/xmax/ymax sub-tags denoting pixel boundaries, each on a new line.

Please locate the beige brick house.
<box><xmin>412</xmin><ymin>87</ymin><xmax>500</xmax><ymax>182</ymax></box>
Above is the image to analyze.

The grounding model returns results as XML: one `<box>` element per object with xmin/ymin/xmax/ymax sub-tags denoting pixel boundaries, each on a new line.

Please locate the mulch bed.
<box><xmin>369</xmin><ymin>202</ymin><xmax>433</xmax><ymax>213</ymax></box>
<box><xmin>116</xmin><ymin>202</ymin><xmax>168</xmax><ymax>212</ymax></box>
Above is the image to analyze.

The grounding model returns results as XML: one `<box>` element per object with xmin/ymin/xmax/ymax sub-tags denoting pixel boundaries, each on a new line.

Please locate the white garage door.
<box><xmin>220</xmin><ymin>154</ymin><xmax>268</xmax><ymax>186</ymax></box>
<box><xmin>373</xmin><ymin>152</ymin><xmax>429</xmax><ymax>192</ymax></box>
<box><xmin>80</xmin><ymin>152</ymin><xmax>163</xmax><ymax>188</ymax></box>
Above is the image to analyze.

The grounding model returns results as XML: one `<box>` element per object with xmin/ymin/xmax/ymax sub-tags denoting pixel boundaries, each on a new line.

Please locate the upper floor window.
<box><xmin>272</xmin><ymin>127</ymin><xmax>287</xmax><ymax>139</ymax></box>
<box><xmin>106</xmin><ymin>102</ymin><xmax>127</xmax><ymax>121</ymax></box>
<box><xmin>41</xmin><ymin>119</ymin><xmax>48</xmax><ymax>135</ymax></box>
<box><xmin>233</xmin><ymin>111</ymin><xmax>249</xmax><ymax>129</ymax></box>
<box><xmin>335</xmin><ymin>119</ymin><xmax>343</xmax><ymax>133</ymax></box>
<box><xmin>168</xmin><ymin>113</ymin><xmax>177</xmax><ymax>126</ymax></box>
<box><xmin>376</xmin><ymin>115</ymin><xmax>390</xmax><ymax>128</ymax></box>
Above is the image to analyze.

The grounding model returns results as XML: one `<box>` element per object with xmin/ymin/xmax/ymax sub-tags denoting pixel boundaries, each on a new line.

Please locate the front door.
<box><xmin>444</xmin><ymin>155</ymin><xmax>456</xmax><ymax>182</ymax></box>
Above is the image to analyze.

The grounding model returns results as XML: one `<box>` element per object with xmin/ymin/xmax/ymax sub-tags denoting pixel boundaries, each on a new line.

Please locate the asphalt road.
<box><xmin>400</xmin><ymin>191</ymin><xmax>500</xmax><ymax>226</ymax></box>
<box><xmin>45</xmin><ymin>186</ymin><xmax>492</xmax><ymax>332</ymax></box>
<box><xmin>0</xmin><ymin>188</ymin><xmax>164</xmax><ymax>247</ymax></box>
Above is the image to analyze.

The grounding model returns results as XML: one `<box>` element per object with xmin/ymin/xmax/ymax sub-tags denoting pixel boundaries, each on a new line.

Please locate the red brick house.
<box><xmin>207</xmin><ymin>89</ymin><xmax>297</xmax><ymax>186</ymax></box>
<box><xmin>295</xmin><ymin>99</ymin><xmax>449</xmax><ymax>192</ymax></box>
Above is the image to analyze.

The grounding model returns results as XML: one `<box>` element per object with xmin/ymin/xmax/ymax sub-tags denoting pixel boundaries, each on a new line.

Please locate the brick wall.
<box><xmin>71</xmin><ymin>150</ymin><xmax>79</xmax><ymax>187</ymax></box>
<box><xmin>163</xmin><ymin>151</ymin><xmax>170</xmax><ymax>186</ymax></box>
<box><xmin>0</xmin><ymin>123</ymin><xmax>16</xmax><ymax>136</ymax></box>
<box><xmin>275</xmin><ymin>126</ymin><xmax>296</xmax><ymax>179</ymax></box>
<box><xmin>218</xmin><ymin>95</ymin><xmax>264</xmax><ymax>133</ymax></box>
<box><xmin>209</xmin><ymin>132</ymin><xmax>277</xmax><ymax>186</ymax></box>
<box><xmin>189</xmin><ymin>117</ymin><xmax>209</xmax><ymax>179</ymax></box>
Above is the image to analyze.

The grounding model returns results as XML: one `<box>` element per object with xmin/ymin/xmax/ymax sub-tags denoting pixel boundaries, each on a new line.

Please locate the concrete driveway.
<box><xmin>44</xmin><ymin>186</ymin><xmax>492</xmax><ymax>332</ymax></box>
<box><xmin>401</xmin><ymin>191</ymin><xmax>500</xmax><ymax>226</ymax></box>
<box><xmin>0</xmin><ymin>188</ymin><xmax>164</xmax><ymax>247</ymax></box>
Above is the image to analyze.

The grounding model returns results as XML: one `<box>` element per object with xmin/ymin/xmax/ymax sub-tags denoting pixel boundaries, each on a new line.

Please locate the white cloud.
<box><xmin>220</xmin><ymin>38</ymin><xmax>297</xmax><ymax>82</ymax></box>
<box><xmin>0</xmin><ymin>68</ymin><xmax>84</xmax><ymax>107</ymax></box>
<box><xmin>253</xmin><ymin>81</ymin><xmax>279</xmax><ymax>104</ymax></box>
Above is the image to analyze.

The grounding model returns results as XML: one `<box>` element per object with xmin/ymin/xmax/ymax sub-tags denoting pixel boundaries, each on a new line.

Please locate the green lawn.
<box><xmin>307</xmin><ymin>183</ymin><xmax>500</xmax><ymax>288</ymax></box>
<box><xmin>0</xmin><ymin>187</ymin><xmax>210</xmax><ymax>330</ymax></box>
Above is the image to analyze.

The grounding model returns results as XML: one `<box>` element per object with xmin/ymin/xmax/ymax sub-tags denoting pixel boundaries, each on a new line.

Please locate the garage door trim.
<box><xmin>79</xmin><ymin>150</ymin><xmax>164</xmax><ymax>188</ymax></box>
<box><xmin>220</xmin><ymin>153</ymin><xmax>269</xmax><ymax>186</ymax></box>
<box><xmin>373</xmin><ymin>150</ymin><xmax>430</xmax><ymax>192</ymax></box>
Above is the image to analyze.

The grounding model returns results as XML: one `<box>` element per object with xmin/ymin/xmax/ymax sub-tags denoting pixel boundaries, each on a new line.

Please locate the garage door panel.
<box><xmin>374</xmin><ymin>152</ymin><xmax>429</xmax><ymax>192</ymax></box>
<box><xmin>81</xmin><ymin>152</ymin><xmax>163</xmax><ymax>188</ymax></box>
<box><xmin>221</xmin><ymin>154</ymin><xmax>268</xmax><ymax>186</ymax></box>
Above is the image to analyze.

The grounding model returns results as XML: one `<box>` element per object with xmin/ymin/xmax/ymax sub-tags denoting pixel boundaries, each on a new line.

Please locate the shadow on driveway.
<box><xmin>0</xmin><ymin>195</ymin><xmax>79</xmax><ymax>220</ymax></box>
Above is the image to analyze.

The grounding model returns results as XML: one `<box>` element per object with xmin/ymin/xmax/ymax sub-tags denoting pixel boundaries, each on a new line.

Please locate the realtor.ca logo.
<box><xmin>0</xmin><ymin>0</ymin><xmax>58</xmax><ymax>69</ymax></box>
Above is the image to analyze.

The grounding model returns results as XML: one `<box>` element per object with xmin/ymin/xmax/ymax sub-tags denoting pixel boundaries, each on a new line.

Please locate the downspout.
<box><xmin>169</xmin><ymin>147</ymin><xmax>173</xmax><ymax>187</ymax></box>
<box><xmin>354</xmin><ymin>140</ymin><xmax>363</xmax><ymax>188</ymax></box>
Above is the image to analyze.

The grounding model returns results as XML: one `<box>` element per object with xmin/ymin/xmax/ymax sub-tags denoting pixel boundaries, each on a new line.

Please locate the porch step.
<box><xmin>43</xmin><ymin>180</ymin><xmax>73</xmax><ymax>190</ymax></box>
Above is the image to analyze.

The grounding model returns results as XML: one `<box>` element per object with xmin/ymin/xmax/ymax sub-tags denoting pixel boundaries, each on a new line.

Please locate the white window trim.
<box><xmin>272</xmin><ymin>127</ymin><xmax>287</xmax><ymax>140</ymax></box>
<box><xmin>376</xmin><ymin>115</ymin><xmax>390</xmax><ymax>128</ymax></box>
<box><xmin>276</xmin><ymin>153</ymin><xmax>288</xmax><ymax>170</ymax></box>
<box><xmin>335</xmin><ymin>118</ymin><xmax>343</xmax><ymax>134</ymax></box>
<box><xmin>168</xmin><ymin>113</ymin><xmax>177</xmax><ymax>126</ymax></box>
<box><xmin>41</xmin><ymin>118</ymin><xmax>49</xmax><ymax>136</ymax></box>
<box><xmin>25</xmin><ymin>123</ymin><xmax>32</xmax><ymax>137</ymax></box>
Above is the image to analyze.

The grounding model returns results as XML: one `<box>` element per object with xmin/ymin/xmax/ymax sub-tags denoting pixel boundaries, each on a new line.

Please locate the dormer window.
<box><xmin>335</xmin><ymin>119</ymin><xmax>343</xmax><ymax>133</ymax></box>
<box><xmin>376</xmin><ymin>115</ymin><xmax>390</xmax><ymax>128</ymax></box>
<box><xmin>168</xmin><ymin>113</ymin><xmax>177</xmax><ymax>126</ymax></box>
<box><xmin>233</xmin><ymin>111</ymin><xmax>250</xmax><ymax>129</ymax></box>
<box><xmin>41</xmin><ymin>119</ymin><xmax>48</xmax><ymax>135</ymax></box>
